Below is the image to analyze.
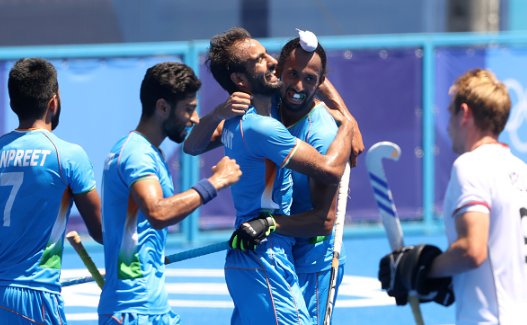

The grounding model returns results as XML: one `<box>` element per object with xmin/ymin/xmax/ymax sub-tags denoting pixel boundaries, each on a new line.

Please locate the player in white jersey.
<box><xmin>378</xmin><ymin>69</ymin><xmax>527</xmax><ymax>324</ymax></box>
<box><xmin>440</xmin><ymin>143</ymin><xmax>527</xmax><ymax>323</ymax></box>
<box><xmin>0</xmin><ymin>58</ymin><xmax>103</xmax><ymax>324</ymax></box>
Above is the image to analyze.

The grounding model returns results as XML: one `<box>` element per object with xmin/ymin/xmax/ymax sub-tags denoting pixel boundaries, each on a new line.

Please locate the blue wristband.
<box><xmin>192</xmin><ymin>178</ymin><xmax>218</xmax><ymax>204</ymax></box>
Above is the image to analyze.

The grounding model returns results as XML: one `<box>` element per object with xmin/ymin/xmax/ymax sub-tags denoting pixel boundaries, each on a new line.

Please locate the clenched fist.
<box><xmin>208</xmin><ymin>156</ymin><xmax>242</xmax><ymax>190</ymax></box>
<box><xmin>215</xmin><ymin>92</ymin><xmax>252</xmax><ymax>120</ymax></box>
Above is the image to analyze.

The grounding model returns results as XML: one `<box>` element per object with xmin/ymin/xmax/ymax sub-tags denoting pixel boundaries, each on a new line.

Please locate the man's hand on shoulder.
<box><xmin>215</xmin><ymin>92</ymin><xmax>251</xmax><ymax>120</ymax></box>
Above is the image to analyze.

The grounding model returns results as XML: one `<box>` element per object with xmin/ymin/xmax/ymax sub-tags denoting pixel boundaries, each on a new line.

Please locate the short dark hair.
<box><xmin>207</xmin><ymin>27</ymin><xmax>252</xmax><ymax>94</ymax></box>
<box><xmin>140</xmin><ymin>62</ymin><xmax>201</xmax><ymax>118</ymax></box>
<box><xmin>276</xmin><ymin>37</ymin><xmax>327</xmax><ymax>79</ymax></box>
<box><xmin>8</xmin><ymin>58</ymin><xmax>59</xmax><ymax>120</ymax></box>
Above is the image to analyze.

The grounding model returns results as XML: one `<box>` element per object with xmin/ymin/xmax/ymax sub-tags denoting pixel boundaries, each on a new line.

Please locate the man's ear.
<box><xmin>155</xmin><ymin>98</ymin><xmax>170</xmax><ymax>118</ymax></box>
<box><xmin>230</xmin><ymin>72</ymin><xmax>248</xmax><ymax>91</ymax></box>
<box><xmin>459</xmin><ymin>103</ymin><xmax>473</xmax><ymax>124</ymax></box>
<box><xmin>48</xmin><ymin>94</ymin><xmax>58</xmax><ymax>112</ymax></box>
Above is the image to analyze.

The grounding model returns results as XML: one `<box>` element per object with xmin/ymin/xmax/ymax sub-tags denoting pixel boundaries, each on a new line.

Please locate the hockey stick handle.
<box><xmin>61</xmin><ymin>272</ymin><xmax>106</xmax><ymax>287</ymax></box>
<box><xmin>365</xmin><ymin>142</ymin><xmax>424</xmax><ymax>325</ymax></box>
<box><xmin>66</xmin><ymin>231</ymin><xmax>105</xmax><ymax>289</ymax></box>
<box><xmin>62</xmin><ymin>240</ymin><xmax>229</xmax><ymax>287</ymax></box>
<box><xmin>164</xmin><ymin>240</ymin><xmax>229</xmax><ymax>264</ymax></box>
<box><xmin>323</xmin><ymin>162</ymin><xmax>351</xmax><ymax>325</ymax></box>
<box><xmin>333</xmin><ymin>163</ymin><xmax>350</xmax><ymax>254</ymax></box>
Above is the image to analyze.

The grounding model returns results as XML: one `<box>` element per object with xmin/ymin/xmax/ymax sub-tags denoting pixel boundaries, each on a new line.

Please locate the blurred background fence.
<box><xmin>2</xmin><ymin>0</ymin><xmax>527</xmax><ymax>244</ymax></box>
<box><xmin>2</xmin><ymin>32</ymin><xmax>527</xmax><ymax>244</ymax></box>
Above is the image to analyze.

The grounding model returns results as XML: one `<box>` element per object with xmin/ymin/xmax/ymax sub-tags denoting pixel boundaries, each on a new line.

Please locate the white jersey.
<box><xmin>442</xmin><ymin>143</ymin><xmax>527</xmax><ymax>325</ymax></box>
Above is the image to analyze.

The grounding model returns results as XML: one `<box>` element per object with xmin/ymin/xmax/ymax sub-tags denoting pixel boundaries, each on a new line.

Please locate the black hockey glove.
<box><xmin>378</xmin><ymin>244</ymin><xmax>455</xmax><ymax>307</ymax></box>
<box><xmin>229</xmin><ymin>214</ymin><xmax>276</xmax><ymax>251</ymax></box>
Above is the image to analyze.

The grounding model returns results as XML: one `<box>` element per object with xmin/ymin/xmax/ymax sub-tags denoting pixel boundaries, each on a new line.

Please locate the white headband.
<box><xmin>296</xmin><ymin>28</ymin><xmax>318</xmax><ymax>52</ymax></box>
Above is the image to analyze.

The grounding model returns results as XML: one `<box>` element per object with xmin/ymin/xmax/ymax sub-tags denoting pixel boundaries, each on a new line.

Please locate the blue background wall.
<box><xmin>2</xmin><ymin>34</ymin><xmax>527</xmax><ymax>242</ymax></box>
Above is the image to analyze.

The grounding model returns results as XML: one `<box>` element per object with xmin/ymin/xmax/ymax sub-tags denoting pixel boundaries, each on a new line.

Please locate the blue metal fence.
<box><xmin>2</xmin><ymin>31</ymin><xmax>527</xmax><ymax>244</ymax></box>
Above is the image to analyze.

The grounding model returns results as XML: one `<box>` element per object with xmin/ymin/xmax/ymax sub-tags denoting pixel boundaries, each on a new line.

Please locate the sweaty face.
<box><xmin>279</xmin><ymin>48</ymin><xmax>323</xmax><ymax>113</ymax></box>
<box><xmin>237</xmin><ymin>39</ymin><xmax>282</xmax><ymax>96</ymax></box>
<box><xmin>163</xmin><ymin>95</ymin><xmax>198</xmax><ymax>143</ymax></box>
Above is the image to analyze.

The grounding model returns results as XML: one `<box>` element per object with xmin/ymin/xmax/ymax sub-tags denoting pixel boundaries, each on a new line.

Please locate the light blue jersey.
<box><xmin>278</xmin><ymin>102</ymin><xmax>347</xmax><ymax>325</ymax></box>
<box><xmin>222</xmin><ymin>107</ymin><xmax>311</xmax><ymax>325</ymax></box>
<box><xmin>0</xmin><ymin>129</ymin><xmax>95</xmax><ymax>324</ymax></box>
<box><xmin>283</xmin><ymin>103</ymin><xmax>346</xmax><ymax>274</ymax></box>
<box><xmin>222</xmin><ymin>107</ymin><xmax>297</xmax><ymax>226</ymax></box>
<box><xmin>98</xmin><ymin>131</ymin><xmax>174</xmax><ymax>317</ymax></box>
<box><xmin>0</xmin><ymin>129</ymin><xmax>96</xmax><ymax>293</ymax></box>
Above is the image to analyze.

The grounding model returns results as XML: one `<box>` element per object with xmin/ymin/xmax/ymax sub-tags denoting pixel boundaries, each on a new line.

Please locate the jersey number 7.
<box><xmin>0</xmin><ymin>172</ymin><xmax>24</xmax><ymax>227</ymax></box>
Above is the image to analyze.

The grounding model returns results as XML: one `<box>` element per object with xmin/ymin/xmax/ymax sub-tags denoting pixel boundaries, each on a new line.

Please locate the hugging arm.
<box><xmin>184</xmin><ymin>92</ymin><xmax>251</xmax><ymax>155</ymax></box>
<box><xmin>273</xmin><ymin>177</ymin><xmax>338</xmax><ymax>237</ymax></box>
<box><xmin>317</xmin><ymin>78</ymin><xmax>364</xmax><ymax>167</ymax></box>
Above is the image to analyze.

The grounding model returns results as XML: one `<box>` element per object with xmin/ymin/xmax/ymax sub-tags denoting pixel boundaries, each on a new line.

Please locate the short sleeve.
<box><xmin>450</xmin><ymin>157</ymin><xmax>491</xmax><ymax>217</ymax></box>
<box><xmin>63</xmin><ymin>144</ymin><xmax>97</xmax><ymax>194</ymax></box>
<box><xmin>119</xmin><ymin>150</ymin><xmax>159</xmax><ymax>188</ymax></box>
<box><xmin>307</xmin><ymin>131</ymin><xmax>333</xmax><ymax>154</ymax></box>
<box><xmin>242</xmin><ymin>116</ymin><xmax>298</xmax><ymax>167</ymax></box>
<box><xmin>306</xmin><ymin>109</ymin><xmax>337</xmax><ymax>154</ymax></box>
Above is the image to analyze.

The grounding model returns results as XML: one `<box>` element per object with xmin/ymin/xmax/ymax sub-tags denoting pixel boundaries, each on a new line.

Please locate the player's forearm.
<box><xmin>317</xmin><ymin>78</ymin><xmax>352</xmax><ymax>121</ymax></box>
<box><xmin>274</xmin><ymin>209</ymin><xmax>334</xmax><ymax>237</ymax></box>
<box><xmin>183</xmin><ymin>111</ymin><xmax>223</xmax><ymax>155</ymax></box>
<box><xmin>146</xmin><ymin>173</ymin><xmax>235</xmax><ymax>229</ymax></box>
<box><xmin>428</xmin><ymin>239</ymin><xmax>485</xmax><ymax>278</ymax></box>
<box><xmin>318</xmin><ymin>79</ymin><xmax>364</xmax><ymax>167</ymax></box>
<box><xmin>274</xmin><ymin>181</ymin><xmax>337</xmax><ymax>237</ymax></box>
<box><xmin>322</xmin><ymin>121</ymin><xmax>353</xmax><ymax>178</ymax></box>
<box><xmin>146</xmin><ymin>189</ymin><xmax>204</xmax><ymax>229</ymax></box>
<box><xmin>74</xmin><ymin>190</ymin><xmax>103</xmax><ymax>244</ymax></box>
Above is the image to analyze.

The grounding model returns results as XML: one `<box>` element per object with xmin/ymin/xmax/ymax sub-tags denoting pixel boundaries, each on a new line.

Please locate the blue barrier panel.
<box><xmin>3</xmin><ymin>32</ymin><xmax>527</xmax><ymax>243</ymax></box>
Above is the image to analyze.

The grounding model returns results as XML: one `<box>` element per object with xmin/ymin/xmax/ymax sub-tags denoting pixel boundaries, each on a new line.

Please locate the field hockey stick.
<box><xmin>66</xmin><ymin>231</ymin><xmax>105</xmax><ymax>289</ymax></box>
<box><xmin>61</xmin><ymin>239</ymin><xmax>229</xmax><ymax>287</ymax></box>
<box><xmin>365</xmin><ymin>141</ymin><xmax>425</xmax><ymax>325</ymax></box>
<box><xmin>164</xmin><ymin>240</ymin><xmax>229</xmax><ymax>264</ymax></box>
<box><xmin>323</xmin><ymin>162</ymin><xmax>351</xmax><ymax>325</ymax></box>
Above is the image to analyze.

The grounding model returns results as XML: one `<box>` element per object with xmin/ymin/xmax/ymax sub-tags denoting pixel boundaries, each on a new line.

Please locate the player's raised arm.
<box><xmin>183</xmin><ymin>91</ymin><xmax>251</xmax><ymax>155</ymax></box>
<box><xmin>317</xmin><ymin>78</ymin><xmax>364</xmax><ymax>167</ymax></box>
<box><xmin>287</xmin><ymin>117</ymin><xmax>353</xmax><ymax>185</ymax></box>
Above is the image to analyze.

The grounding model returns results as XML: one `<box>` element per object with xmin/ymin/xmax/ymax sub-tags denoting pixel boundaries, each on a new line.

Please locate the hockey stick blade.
<box><xmin>366</xmin><ymin>141</ymin><xmax>425</xmax><ymax>325</ymax></box>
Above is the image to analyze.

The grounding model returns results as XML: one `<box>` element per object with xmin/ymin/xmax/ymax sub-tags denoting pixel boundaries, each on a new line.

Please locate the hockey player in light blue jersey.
<box><xmin>0</xmin><ymin>58</ymin><xmax>103</xmax><ymax>324</ymax></box>
<box><xmin>184</xmin><ymin>28</ymin><xmax>358</xmax><ymax>325</ymax></box>
<box><xmin>97</xmin><ymin>62</ymin><xmax>241</xmax><ymax>325</ymax></box>
<box><xmin>274</xmin><ymin>36</ymin><xmax>363</xmax><ymax>325</ymax></box>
